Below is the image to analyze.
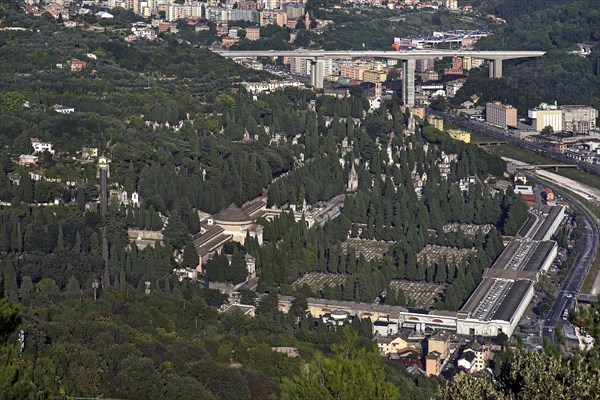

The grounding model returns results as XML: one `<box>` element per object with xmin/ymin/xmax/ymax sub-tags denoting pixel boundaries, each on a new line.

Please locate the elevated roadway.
<box><xmin>216</xmin><ymin>49</ymin><xmax>545</xmax><ymax>105</ymax></box>
<box><xmin>215</xmin><ymin>49</ymin><xmax>545</xmax><ymax>61</ymax></box>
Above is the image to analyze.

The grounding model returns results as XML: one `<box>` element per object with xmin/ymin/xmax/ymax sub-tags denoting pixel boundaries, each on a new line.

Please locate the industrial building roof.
<box><xmin>460</xmin><ymin>278</ymin><xmax>534</xmax><ymax>322</ymax></box>
<box><xmin>490</xmin><ymin>280</ymin><xmax>532</xmax><ymax>322</ymax></box>
<box><xmin>532</xmin><ymin>206</ymin><xmax>563</xmax><ymax>240</ymax></box>
<box><xmin>522</xmin><ymin>241</ymin><xmax>556</xmax><ymax>271</ymax></box>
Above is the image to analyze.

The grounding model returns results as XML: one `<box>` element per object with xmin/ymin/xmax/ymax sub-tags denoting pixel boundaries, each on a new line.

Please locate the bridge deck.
<box><xmin>216</xmin><ymin>50</ymin><xmax>546</xmax><ymax>60</ymax></box>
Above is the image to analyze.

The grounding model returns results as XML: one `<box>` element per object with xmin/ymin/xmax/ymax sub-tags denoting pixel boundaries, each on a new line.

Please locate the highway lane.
<box><xmin>216</xmin><ymin>49</ymin><xmax>545</xmax><ymax>60</ymax></box>
<box><xmin>524</xmin><ymin>176</ymin><xmax>600</xmax><ymax>344</ymax></box>
<box><xmin>426</xmin><ymin>109</ymin><xmax>600</xmax><ymax>176</ymax></box>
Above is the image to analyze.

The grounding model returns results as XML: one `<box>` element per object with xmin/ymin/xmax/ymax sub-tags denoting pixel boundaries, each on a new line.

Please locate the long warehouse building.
<box><xmin>278</xmin><ymin>206</ymin><xmax>566</xmax><ymax>337</ymax></box>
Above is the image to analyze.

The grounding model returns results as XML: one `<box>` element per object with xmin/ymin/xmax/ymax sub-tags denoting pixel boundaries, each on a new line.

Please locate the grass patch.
<box><xmin>487</xmin><ymin>143</ymin><xmax>600</xmax><ymax>191</ymax></box>
<box><xmin>551</xmin><ymin>168</ymin><xmax>600</xmax><ymax>192</ymax></box>
<box><xmin>490</xmin><ymin>144</ymin><xmax>562</xmax><ymax>165</ymax></box>
<box><xmin>581</xmin><ymin>252</ymin><xmax>600</xmax><ymax>295</ymax></box>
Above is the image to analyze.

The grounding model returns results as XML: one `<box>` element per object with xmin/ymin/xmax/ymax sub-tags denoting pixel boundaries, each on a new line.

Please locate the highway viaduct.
<box><xmin>215</xmin><ymin>50</ymin><xmax>545</xmax><ymax>106</ymax></box>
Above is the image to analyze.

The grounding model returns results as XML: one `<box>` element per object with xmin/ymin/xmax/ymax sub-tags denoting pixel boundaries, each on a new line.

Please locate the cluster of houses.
<box><xmin>373</xmin><ymin>319</ymin><xmax>498</xmax><ymax>378</ymax></box>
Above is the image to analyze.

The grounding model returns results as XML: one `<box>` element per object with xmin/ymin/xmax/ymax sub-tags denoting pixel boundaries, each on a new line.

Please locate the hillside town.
<box><xmin>1</xmin><ymin>0</ymin><xmax>600</xmax><ymax>398</ymax></box>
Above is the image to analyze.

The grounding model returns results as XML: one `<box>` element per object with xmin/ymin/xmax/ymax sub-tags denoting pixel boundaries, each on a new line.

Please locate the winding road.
<box><xmin>427</xmin><ymin>108</ymin><xmax>599</xmax><ymax>344</ymax></box>
<box><xmin>526</xmin><ymin>176</ymin><xmax>600</xmax><ymax>344</ymax></box>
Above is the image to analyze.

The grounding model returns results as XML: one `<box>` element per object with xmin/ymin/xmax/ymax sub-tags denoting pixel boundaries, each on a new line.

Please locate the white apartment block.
<box><xmin>290</xmin><ymin>58</ymin><xmax>333</xmax><ymax>77</ymax></box>
<box><xmin>561</xmin><ymin>105</ymin><xmax>598</xmax><ymax>134</ymax></box>
<box><xmin>206</xmin><ymin>6</ymin><xmax>230</xmax><ymax>21</ymax></box>
<box><xmin>166</xmin><ymin>1</ymin><xmax>203</xmax><ymax>21</ymax></box>
<box><xmin>261</xmin><ymin>0</ymin><xmax>279</xmax><ymax>9</ymax></box>
<box><xmin>31</xmin><ymin>139</ymin><xmax>55</xmax><ymax>154</ymax></box>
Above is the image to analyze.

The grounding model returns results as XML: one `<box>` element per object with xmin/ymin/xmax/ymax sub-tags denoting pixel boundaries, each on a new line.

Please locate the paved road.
<box><xmin>217</xmin><ymin>49</ymin><xmax>545</xmax><ymax>60</ymax></box>
<box><xmin>426</xmin><ymin>109</ymin><xmax>600</xmax><ymax>176</ymax></box>
<box><xmin>523</xmin><ymin>176</ymin><xmax>600</xmax><ymax>344</ymax></box>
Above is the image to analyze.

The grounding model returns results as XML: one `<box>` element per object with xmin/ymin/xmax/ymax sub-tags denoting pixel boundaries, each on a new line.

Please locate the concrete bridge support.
<box><xmin>402</xmin><ymin>59</ymin><xmax>415</xmax><ymax>107</ymax></box>
<box><xmin>310</xmin><ymin>59</ymin><xmax>324</xmax><ymax>89</ymax></box>
<box><xmin>488</xmin><ymin>59</ymin><xmax>503</xmax><ymax>79</ymax></box>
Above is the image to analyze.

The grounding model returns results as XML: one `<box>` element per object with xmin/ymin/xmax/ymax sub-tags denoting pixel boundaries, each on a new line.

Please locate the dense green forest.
<box><xmin>0</xmin><ymin>286</ymin><xmax>441</xmax><ymax>399</ymax></box>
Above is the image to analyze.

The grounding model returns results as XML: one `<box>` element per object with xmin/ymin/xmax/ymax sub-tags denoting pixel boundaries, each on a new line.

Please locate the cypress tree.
<box><xmin>182</xmin><ymin>240</ymin><xmax>199</xmax><ymax>269</ymax></box>
<box><xmin>3</xmin><ymin>261</ymin><xmax>18</xmax><ymax>301</ymax></box>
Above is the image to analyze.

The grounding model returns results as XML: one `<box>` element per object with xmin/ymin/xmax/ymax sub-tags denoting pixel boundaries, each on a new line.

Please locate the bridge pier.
<box><xmin>488</xmin><ymin>59</ymin><xmax>503</xmax><ymax>79</ymax></box>
<box><xmin>310</xmin><ymin>59</ymin><xmax>324</xmax><ymax>89</ymax></box>
<box><xmin>402</xmin><ymin>59</ymin><xmax>415</xmax><ymax>107</ymax></box>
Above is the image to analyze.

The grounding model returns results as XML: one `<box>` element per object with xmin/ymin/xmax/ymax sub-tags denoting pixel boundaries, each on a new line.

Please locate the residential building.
<box><xmin>376</xmin><ymin>335</ymin><xmax>408</xmax><ymax>356</ymax></box>
<box><xmin>243</xmin><ymin>80</ymin><xmax>305</xmax><ymax>93</ymax></box>
<box><xmin>158</xmin><ymin>22</ymin><xmax>171</xmax><ymax>33</ymax></box>
<box><xmin>451</xmin><ymin>56</ymin><xmax>463</xmax><ymax>70</ymax></box>
<box><xmin>514</xmin><ymin>172</ymin><xmax>527</xmax><ymax>185</ymax></box>
<box><xmin>410</xmin><ymin>107</ymin><xmax>426</xmax><ymax>120</ymax></box>
<box><xmin>51</xmin><ymin>104</ymin><xmax>75</xmax><ymax>114</ymax></box>
<box><xmin>216</xmin><ymin>24</ymin><xmax>229</xmax><ymax>35</ymax></box>
<box><xmin>445</xmin><ymin>0</ymin><xmax>458</xmax><ymax>10</ymax></box>
<box><xmin>284</xmin><ymin>2</ymin><xmax>304</xmax><ymax>19</ymax></box>
<box><xmin>445</xmin><ymin>79</ymin><xmax>465</xmax><ymax>97</ymax></box>
<box><xmin>428</xmin><ymin>330</ymin><xmax>450</xmax><ymax>360</ymax></box>
<box><xmin>246</xmin><ymin>26</ymin><xmax>260</xmax><ymax>41</ymax></box>
<box><xmin>131</xmin><ymin>24</ymin><xmax>157</xmax><ymax>39</ymax></box>
<box><xmin>528</xmin><ymin>103</ymin><xmax>563</xmax><ymax>132</ymax></box>
<box><xmin>425</xmin><ymin>351</ymin><xmax>443</xmax><ymax>376</ymax></box>
<box><xmin>444</xmin><ymin>67</ymin><xmax>464</xmax><ymax>77</ymax></box>
<box><xmin>195</xmin><ymin>24</ymin><xmax>210</xmax><ymax>32</ymax></box>
<box><xmin>471</xmin><ymin>57</ymin><xmax>485</xmax><ymax>68</ymax></box>
<box><xmin>543</xmin><ymin>188</ymin><xmax>555</xmax><ymax>201</ymax></box>
<box><xmin>290</xmin><ymin>57</ymin><xmax>310</xmax><ymax>75</ymax></box>
<box><xmin>230</xmin><ymin>9</ymin><xmax>255</xmax><ymax>22</ymax></box>
<box><xmin>560</xmin><ymin>105</ymin><xmax>598</xmax><ymax>134</ymax></box>
<box><xmin>166</xmin><ymin>0</ymin><xmax>202</xmax><ymax>22</ymax></box>
<box><xmin>460</xmin><ymin>56</ymin><xmax>483</xmax><ymax>71</ymax></box>
<box><xmin>222</xmin><ymin>36</ymin><xmax>237</xmax><ymax>47</ymax></box>
<box><xmin>259</xmin><ymin>9</ymin><xmax>287</xmax><ymax>26</ymax></box>
<box><xmin>30</xmin><ymin>138</ymin><xmax>55</xmax><ymax>154</ymax></box>
<box><xmin>373</xmin><ymin>318</ymin><xmax>399</xmax><ymax>337</ymax></box>
<box><xmin>457</xmin><ymin>341</ymin><xmax>491</xmax><ymax>373</ymax></box>
<box><xmin>448</xmin><ymin>129</ymin><xmax>471</xmax><ymax>143</ymax></box>
<box><xmin>291</xmin><ymin>58</ymin><xmax>333</xmax><ymax>77</ymax></box>
<box><xmin>261</xmin><ymin>0</ymin><xmax>279</xmax><ymax>9</ymax></box>
<box><xmin>25</xmin><ymin>5</ymin><xmax>42</xmax><ymax>16</ymax></box>
<box><xmin>206</xmin><ymin>7</ymin><xmax>231</xmax><ymax>22</ymax></box>
<box><xmin>421</xmin><ymin>69</ymin><xmax>439</xmax><ymax>82</ymax></box>
<box><xmin>486</xmin><ymin>102</ymin><xmax>517</xmax><ymax>128</ymax></box>
<box><xmin>340</xmin><ymin>65</ymin><xmax>366</xmax><ymax>81</ymax></box>
<box><xmin>461</xmin><ymin>37</ymin><xmax>475</xmax><ymax>48</ymax></box>
<box><xmin>427</xmin><ymin>115</ymin><xmax>444</xmax><ymax>131</ymax></box>
<box><xmin>95</xmin><ymin>10</ymin><xmax>114</xmax><ymax>18</ymax></box>
<box><xmin>18</xmin><ymin>155</ymin><xmax>39</xmax><ymax>166</ymax></box>
<box><xmin>415</xmin><ymin>58</ymin><xmax>433</xmax><ymax>73</ymax></box>
<box><xmin>425</xmin><ymin>331</ymin><xmax>450</xmax><ymax>376</ymax></box>
<box><xmin>363</xmin><ymin>69</ymin><xmax>387</xmax><ymax>83</ymax></box>
<box><xmin>70</xmin><ymin>59</ymin><xmax>87</xmax><ymax>72</ymax></box>
<box><xmin>462</xmin><ymin>56</ymin><xmax>472</xmax><ymax>70</ymax></box>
